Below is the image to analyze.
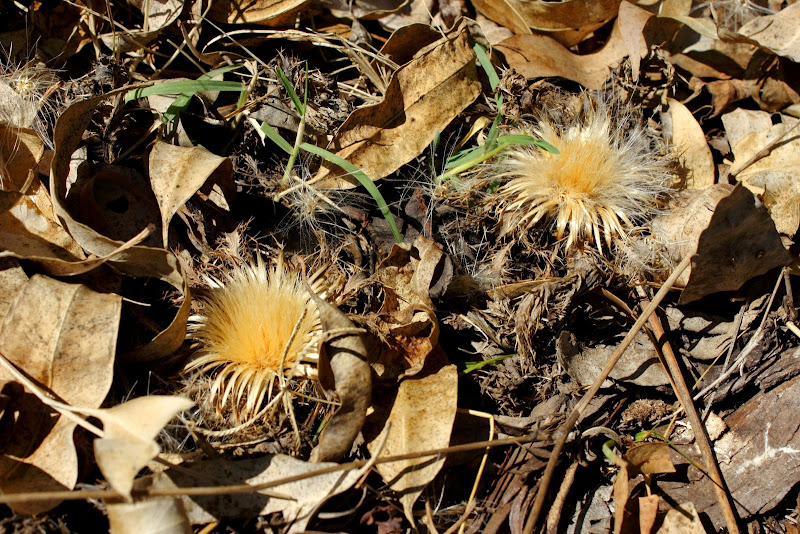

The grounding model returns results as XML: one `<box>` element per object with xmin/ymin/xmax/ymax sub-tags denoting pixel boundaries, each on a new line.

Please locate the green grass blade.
<box><xmin>299</xmin><ymin>142</ymin><xmax>403</xmax><ymax>243</ymax></box>
<box><xmin>473</xmin><ymin>44</ymin><xmax>499</xmax><ymax>91</ymax></box>
<box><xmin>260</xmin><ymin>121</ymin><xmax>294</xmax><ymax>154</ymax></box>
<box><xmin>276</xmin><ymin>67</ymin><xmax>305</xmax><ymax>116</ymax></box>
<box><xmin>534</xmin><ymin>139</ymin><xmax>559</xmax><ymax>154</ymax></box>
<box><xmin>458</xmin><ymin>354</ymin><xmax>514</xmax><ymax>375</ymax></box>
<box><xmin>124</xmin><ymin>80</ymin><xmax>244</xmax><ymax>103</ymax></box>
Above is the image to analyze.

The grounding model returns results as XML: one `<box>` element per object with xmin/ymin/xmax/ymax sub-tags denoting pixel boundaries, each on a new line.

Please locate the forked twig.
<box><xmin>522</xmin><ymin>253</ymin><xmax>693</xmax><ymax>534</ymax></box>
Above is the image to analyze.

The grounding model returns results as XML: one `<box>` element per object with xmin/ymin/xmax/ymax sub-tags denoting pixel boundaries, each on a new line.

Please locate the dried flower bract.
<box><xmin>494</xmin><ymin>97</ymin><xmax>671</xmax><ymax>253</ymax></box>
<box><xmin>186</xmin><ymin>256</ymin><xmax>325</xmax><ymax>422</ymax></box>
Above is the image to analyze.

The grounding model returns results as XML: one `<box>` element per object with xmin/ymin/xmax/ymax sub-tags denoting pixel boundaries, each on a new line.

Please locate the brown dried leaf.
<box><xmin>50</xmin><ymin>86</ymin><xmax>191</xmax><ymax>361</ymax></box>
<box><xmin>308</xmin><ymin>293</ymin><xmax>371</xmax><ymax>463</ymax></box>
<box><xmin>315</xmin><ymin>20</ymin><xmax>481</xmax><ymax>188</ymax></box>
<box><xmin>667</xmin><ymin>98</ymin><xmax>715</xmax><ymax>190</ymax></box>
<box><xmin>472</xmin><ymin>0</ymin><xmax>621</xmax><ymax>47</ymax></box>
<box><xmin>496</xmin><ymin>1</ymin><xmax>652</xmax><ymax>90</ymax></box>
<box><xmin>324</xmin><ymin>0</ymin><xmax>407</xmax><ymax>20</ymax></box>
<box><xmin>148</xmin><ymin>141</ymin><xmax>233</xmax><ymax>246</ymax></box>
<box><xmin>91</xmin><ymin>396</ymin><xmax>194</xmax><ymax>500</ymax></box>
<box><xmin>209</xmin><ymin>0</ymin><xmax>312</xmax><ymax>26</ymax></box>
<box><xmin>655</xmin><ymin>502</ymin><xmax>707</xmax><ymax>534</ymax></box>
<box><xmin>0</xmin><ymin>125</ymin><xmax>42</xmax><ymax>191</ymax></box>
<box><xmin>625</xmin><ymin>442</ymin><xmax>676</xmax><ymax>476</ymax></box>
<box><xmin>638</xmin><ymin>495</ymin><xmax>660</xmax><ymax>534</ymax></box>
<box><xmin>153</xmin><ymin>456</ymin><xmax>361</xmax><ymax>532</ymax></box>
<box><xmin>0</xmin><ymin>275</ymin><xmax>120</xmax><ymax>514</ymax></box>
<box><xmin>363</xmin><ymin>347</ymin><xmax>458</xmax><ymax>524</ymax></box>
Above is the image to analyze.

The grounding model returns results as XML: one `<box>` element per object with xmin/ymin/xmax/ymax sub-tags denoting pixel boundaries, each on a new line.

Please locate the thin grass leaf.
<box><xmin>260</xmin><ymin>121</ymin><xmax>294</xmax><ymax>155</ymax></box>
<box><xmin>163</xmin><ymin>64</ymin><xmax>247</xmax><ymax>123</ymax></box>
<box><xmin>124</xmin><ymin>80</ymin><xmax>244</xmax><ymax>103</ymax></box>
<box><xmin>473</xmin><ymin>44</ymin><xmax>499</xmax><ymax>91</ymax></box>
<box><xmin>458</xmin><ymin>354</ymin><xmax>514</xmax><ymax>375</ymax></box>
<box><xmin>299</xmin><ymin>143</ymin><xmax>403</xmax><ymax>243</ymax></box>
<box><xmin>276</xmin><ymin>67</ymin><xmax>305</xmax><ymax>116</ymax></box>
<box><xmin>534</xmin><ymin>139</ymin><xmax>559</xmax><ymax>153</ymax></box>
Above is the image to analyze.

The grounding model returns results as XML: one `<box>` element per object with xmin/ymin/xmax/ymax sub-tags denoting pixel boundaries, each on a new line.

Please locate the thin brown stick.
<box><xmin>643</xmin><ymin>301</ymin><xmax>741</xmax><ymax>534</ymax></box>
<box><xmin>522</xmin><ymin>253</ymin><xmax>692</xmax><ymax>534</ymax></box>
<box><xmin>0</xmin><ymin>434</ymin><xmax>540</xmax><ymax>505</ymax></box>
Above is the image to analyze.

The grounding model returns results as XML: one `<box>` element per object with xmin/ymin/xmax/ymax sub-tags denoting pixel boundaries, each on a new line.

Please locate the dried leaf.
<box><xmin>625</xmin><ymin>442</ymin><xmax>676</xmax><ymax>476</ymax></box>
<box><xmin>497</xmin><ymin>1</ymin><xmax>652</xmax><ymax>90</ymax></box>
<box><xmin>107</xmin><ymin>497</ymin><xmax>191</xmax><ymax>534</ymax></box>
<box><xmin>638</xmin><ymin>494</ymin><xmax>660</xmax><ymax>534</ymax></box>
<box><xmin>731</xmin><ymin>118</ymin><xmax>800</xmax><ymax>235</ymax></box>
<box><xmin>148</xmin><ymin>141</ymin><xmax>234</xmax><ymax>246</ymax></box>
<box><xmin>209</xmin><ymin>0</ymin><xmax>312</xmax><ymax>26</ymax></box>
<box><xmin>668</xmin><ymin>98</ymin><xmax>715</xmax><ymax>190</ymax></box>
<box><xmin>153</xmin><ymin>455</ymin><xmax>361</xmax><ymax>532</ymax></box>
<box><xmin>736</xmin><ymin>3</ymin><xmax>800</xmax><ymax>62</ymax></box>
<box><xmin>92</xmin><ymin>396</ymin><xmax>194</xmax><ymax>500</ymax></box>
<box><xmin>655</xmin><ymin>502</ymin><xmax>707</xmax><ymax>534</ymax></box>
<box><xmin>472</xmin><ymin>0</ymin><xmax>622</xmax><ymax>47</ymax></box>
<box><xmin>50</xmin><ymin>86</ymin><xmax>191</xmax><ymax>360</ymax></box>
<box><xmin>308</xmin><ymin>294</ymin><xmax>371</xmax><ymax>463</ymax></box>
<box><xmin>315</xmin><ymin>19</ymin><xmax>481</xmax><ymax>188</ymax></box>
<box><xmin>0</xmin><ymin>125</ymin><xmax>43</xmax><ymax>191</ymax></box>
<box><xmin>0</xmin><ymin>275</ymin><xmax>120</xmax><ymax>514</ymax></box>
<box><xmin>363</xmin><ymin>347</ymin><xmax>458</xmax><ymax>524</ymax></box>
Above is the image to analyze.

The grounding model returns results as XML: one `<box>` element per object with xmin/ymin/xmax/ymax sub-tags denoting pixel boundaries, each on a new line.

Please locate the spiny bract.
<box><xmin>185</xmin><ymin>256</ymin><xmax>324</xmax><ymax>422</ymax></box>
<box><xmin>494</xmin><ymin>100</ymin><xmax>671</xmax><ymax>253</ymax></box>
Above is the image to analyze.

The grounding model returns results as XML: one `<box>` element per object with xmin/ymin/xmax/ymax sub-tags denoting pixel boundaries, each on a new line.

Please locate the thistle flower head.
<box><xmin>493</xmin><ymin>97</ymin><xmax>671</xmax><ymax>253</ymax></box>
<box><xmin>185</xmin><ymin>255</ymin><xmax>326</xmax><ymax>422</ymax></box>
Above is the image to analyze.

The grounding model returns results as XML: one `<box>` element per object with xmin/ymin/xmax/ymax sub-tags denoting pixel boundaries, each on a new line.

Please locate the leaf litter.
<box><xmin>2</xmin><ymin>1</ymin><xmax>800</xmax><ymax>533</ymax></box>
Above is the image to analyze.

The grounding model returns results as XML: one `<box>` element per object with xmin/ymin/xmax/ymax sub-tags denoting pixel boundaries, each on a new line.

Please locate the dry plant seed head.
<box><xmin>185</xmin><ymin>255</ymin><xmax>327</xmax><ymax>422</ymax></box>
<box><xmin>493</xmin><ymin>97</ymin><xmax>671</xmax><ymax>254</ymax></box>
<box><xmin>0</xmin><ymin>57</ymin><xmax>60</xmax><ymax>146</ymax></box>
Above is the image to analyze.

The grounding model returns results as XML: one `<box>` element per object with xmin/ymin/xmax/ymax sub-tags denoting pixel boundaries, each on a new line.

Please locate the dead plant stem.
<box><xmin>522</xmin><ymin>253</ymin><xmax>692</xmax><ymax>534</ymax></box>
<box><xmin>641</xmin><ymin>297</ymin><xmax>741</xmax><ymax>534</ymax></box>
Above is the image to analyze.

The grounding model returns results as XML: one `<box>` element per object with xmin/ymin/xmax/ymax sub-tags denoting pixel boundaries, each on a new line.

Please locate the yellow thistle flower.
<box><xmin>185</xmin><ymin>256</ymin><xmax>326</xmax><ymax>422</ymax></box>
<box><xmin>494</xmin><ymin>100</ymin><xmax>670</xmax><ymax>253</ymax></box>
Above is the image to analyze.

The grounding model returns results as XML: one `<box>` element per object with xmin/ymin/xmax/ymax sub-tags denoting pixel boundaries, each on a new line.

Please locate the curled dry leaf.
<box><xmin>307</xmin><ymin>291</ymin><xmax>371</xmax><ymax>463</ymax></box>
<box><xmin>315</xmin><ymin>19</ymin><xmax>481</xmax><ymax>188</ymax></box>
<box><xmin>91</xmin><ymin>395</ymin><xmax>194</xmax><ymax>500</ymax></box>
<box><xmin>651</xmin><ymin>184</ymin><xmax>790</xmax><ymax>304</ymax></box>
<box><xmin>152</xmin><ymin>455</ymin><xmax>361</xmax><ymax>532</ymax></box>
<box><xmin>363</xmin><ymin>347</ymin><xmax>458</xmax><ymax>524</ymax></box>
<box><xmin>667</xmin><ymin>98</ymin><xmax>715</xmax><ymax>190</ymax></box>
<box><xmin>0</xmin><ymin>275</ymin><xmax>120</xmax><ymax>514</ymax></box>
<box><xmin>50</xmin><ymin>86</ymin><xmax>191</xmax><ymax>361</ymax></box>
<box><xmin>472</xmin><ymin>0</ymin><xmax>621</xmax><ymax>46</ymax></box>
<box><xmin>370</xmin><ymin>235</ymin><xmax>452</xmax><ymax>380</ymax></box>
<box><xmin>148</xmin><ymin>141</ymin><xmax>234</xmax><ymax>246</ymax></box>
<box><xmin>209</xmin><ymin>0</ymin><xmax>312</xmax><ymax>26</ymax></box>
<box><xmin>324</xmin><ymin>0</ymin><xmax>407</xmax><ymax>21</ymax></box>
<box><xmin>496</xmin><ymin>1</ymin><xmax>652</xmax><ymax>90</ymax></box>
<box><xmin>100</xmin><ymin>0</ymin><xmax>182</xmax><ymax>53</ymax></box>
<box><xmin>735</xmin><ymin>3</ymin><xmax>800</xmax><ymax>63</ymax></box>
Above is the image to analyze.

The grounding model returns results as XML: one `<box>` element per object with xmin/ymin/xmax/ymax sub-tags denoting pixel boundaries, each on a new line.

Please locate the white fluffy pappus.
<box><xmin>493</xmin><ymin>98</ymin><xmax>672</xmax><ymax>254</ymax></box>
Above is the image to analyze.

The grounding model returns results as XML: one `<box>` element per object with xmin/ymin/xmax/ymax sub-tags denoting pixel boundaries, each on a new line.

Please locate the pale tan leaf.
<box><xmin>107</xmin><ymin>497</ymin><xmax>191</xmax><ymax>534</ymax></box>
<box><xmin>364</xmin><ymin>348</ymin><xmax>458</xmax><ymax>524</ymax></box>
<box><xmin>639</xmin><ymin>494</ymin><xmax>660</xmax><ymax>534</ymax></box>
<box><xmin>625</xmin><ymin>442</ymin><xmax>676</xmax><ymax>475</ymax></box>
<box><xmin>91</xmin><ymin>396</ymin><xmax>194</xmax><ymax>500</ymax></box>
<box><xmin>737</xmin><ymin>3</ymin><xmax>800</xmax><ymax>62</ymax></box>
<box><xmin>209</xmin><ymin>0</ymin><xmax>312</xmax><ymax>26</ymax></box>
<box><xmin>315</xmin><ymin>20</ymin><xmax>481</xmax><ymax>188</ymax></box>
<box><xmin>655</xmin><ymin>502</ymin><xmax>708</xmax><ymax>533</ymax></box>
<box><xmin>668</xmin><ymin>98</ymin><xmax>715</xmax><ymax>190</ymax></box>
<box><xmin>730</xmin><ymin>118</ymin><xmax>800</xmax><ymax>235</ymax></box>
<box><xmin>148</xmin><ymin>141</ymin><xmax>233</xmax><ymax>246</ymax></box>
<box><xmin>153</xmin><ymin>455</ymin><xmax>361</xmax><ymax>532</ymax></box>
<box><xmin>721</xmin><ymin>108</ymin><xmax>772</xmax><ymax>149</ymax></box>
<box><xmin>0</xmin><ymin>275</ymin><xmax>120</xmax><ymax>514</ymax></box>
